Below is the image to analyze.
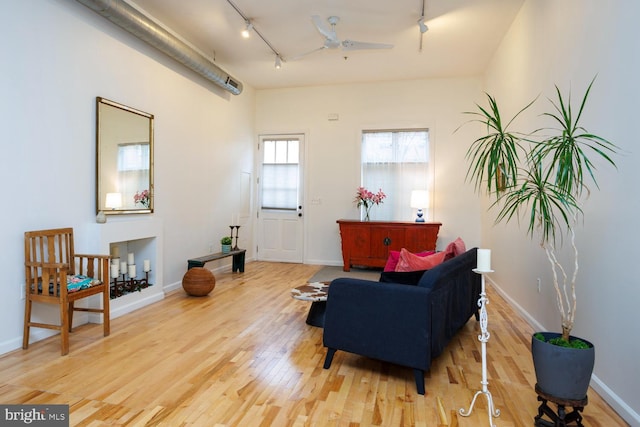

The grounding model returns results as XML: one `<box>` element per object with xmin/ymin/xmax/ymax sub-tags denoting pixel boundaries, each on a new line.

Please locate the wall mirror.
<box><xmin>97</xmin><ymin>97</ymin><xmax>154</xmax><ymax>215</ymax></box>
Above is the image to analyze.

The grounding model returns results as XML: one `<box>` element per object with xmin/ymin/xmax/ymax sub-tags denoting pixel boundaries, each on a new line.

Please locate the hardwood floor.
<box><xmin>0</xmin><ymin>261</ymin><xmax>627</xmax><ymax>426</ymax></box>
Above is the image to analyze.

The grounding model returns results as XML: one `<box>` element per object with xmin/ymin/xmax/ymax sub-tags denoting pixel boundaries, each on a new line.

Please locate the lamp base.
<box><xmin>415</xmin><ymin>209</ymin><xmax>425</xmax><ymax>222</ymax></box>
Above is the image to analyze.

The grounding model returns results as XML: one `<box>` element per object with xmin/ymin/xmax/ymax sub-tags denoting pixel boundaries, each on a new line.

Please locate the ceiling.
<box><xmin>129</xmin><ymin>0</ymin><xmax>524</xmax><ymax>91</ymax></box>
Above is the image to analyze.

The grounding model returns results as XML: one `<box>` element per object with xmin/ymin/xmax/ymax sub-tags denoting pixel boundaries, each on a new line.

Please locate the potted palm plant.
<box><xmin>461</xmin><ymin>77</ymin><xmax>618</xmax><ymax>400</ymax></box>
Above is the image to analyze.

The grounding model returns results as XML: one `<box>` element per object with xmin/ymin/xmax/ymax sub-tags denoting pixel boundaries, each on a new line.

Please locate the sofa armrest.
<box><xmin>323</xmin><ymin>278</ymin><xmax>433</xmax><ymax>371</ymax></box>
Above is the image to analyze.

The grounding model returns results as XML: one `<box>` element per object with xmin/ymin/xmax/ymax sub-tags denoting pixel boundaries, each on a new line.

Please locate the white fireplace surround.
<box><xmin>86</xmin><ymin>216</ymin><xmax>164</xmax><ymax>320</ymax></box>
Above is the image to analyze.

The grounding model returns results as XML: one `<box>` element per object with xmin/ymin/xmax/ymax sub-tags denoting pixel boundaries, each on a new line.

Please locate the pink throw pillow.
<box><xmin>395</xmin><ymin>248</ymin><xmax>446</xmax><ymax>272</ymax></box>
<box><xmin>384</xmin><ymin>249</ymin><xmax>435</xmax><ymax>272</ymax></box>
<box><xmin>443</xmin><ymin>237</ymin><xmax>466</xmax><ymax>260</ymax></box>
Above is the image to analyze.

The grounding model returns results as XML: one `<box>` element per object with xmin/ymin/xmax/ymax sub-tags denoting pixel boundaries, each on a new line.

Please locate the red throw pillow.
<box><xmin>395</xmin><ymin>248</ymin><xmax>446</xmax><ymax>272</ymax></box>
<box><xmin>384</xmin><ymin>249</ymin><xmax>435</xmax><ymax>272</ymax></box>
<box><xmin>443</xmin><ymin>237</ymin><xmax>466</xmax><ymax>260</ymax></box>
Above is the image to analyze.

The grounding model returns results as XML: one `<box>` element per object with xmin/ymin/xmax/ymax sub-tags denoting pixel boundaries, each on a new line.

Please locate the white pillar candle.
<box><xmin>143</xmin><ymin>259</ymin><xmax>151</xmax><ymax>272</ymax></box>
<box><xmin>110</xmin><ymin>264</ymin><xmax>120</xmax><ymax>278</ymax></box>
<box><xmin>128</xmin><ymin>252</ymin><xmax>135</xmax><ymax>265</ymax></box>
<box><xmin>477</xmin><ymin>249</ymin><xmax>491</xmax><ymax>271</ymax></box>
<box><xmin>111</xmin><ymin>257</ymin><xmax>120</xmax><ymax>266</ymax></box>
<box><xmin>120</xmin><ymin>261</ymin><xmax>127</xmax><ymax>275</ymax></box>
<box><xmin>128</xmin><ymin>264</ymin><xmax>136</xmax><ymax>278</ymax></box>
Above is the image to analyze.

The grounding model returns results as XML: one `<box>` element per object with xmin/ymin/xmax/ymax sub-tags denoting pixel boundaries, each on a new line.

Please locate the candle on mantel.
<box><xmin>110</xmin><ymin>264</ymin><xmax>120</xmax><ymax>279</ymax></box>
<box><xmin>143</xmin><ymin>259</ymin><xmax>151</xmax><ymax>272</ymax></box>
<box><xmin>127</xmin><ymin>252</ymin><xmax>135</xmax><ymax>265</ymax></box>
<box><xmin>111</xmin><ymin>246</ymin><xmax>120</xmax><ymax>259</ymax></box>
<box><xmin>477</xmin><ymin>249</ymin><xmax>491</xmax><ymax>272</ymax></box>
<box><xmin>128</xmin><ymin>264</ymin><xmax>136</xmax><ymax>278</ymax></box>
<box><xmin>112</xmin><ymin>257</ymin><xmax>120</xmax><ymax>266</ymax></box>
<box><xmin>120</xmin><ymin>261</ymin><xmax>127</xmax><ymax>275</ymax></box>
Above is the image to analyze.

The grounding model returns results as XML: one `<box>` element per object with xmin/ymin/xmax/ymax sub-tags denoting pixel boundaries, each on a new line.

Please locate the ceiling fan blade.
<box><xmin>287</xmin><ymin>46</ymin><xmax>327</xmax><ymax>61</ymax></box>
<box><xmin>311</xmin><ymin>15</ymin><xmax>337</xmax><ymax>41</ymax></box>
<box><xmin>341</xmin><ymin>40</ymin><xmax>394</xmax><ymax>51</ymax></box>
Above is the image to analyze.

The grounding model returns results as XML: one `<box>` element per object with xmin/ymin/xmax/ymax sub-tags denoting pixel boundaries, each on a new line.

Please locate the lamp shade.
<box><xmin>410</xmin><ymin>190</ymin><xmax>429</xmax><ymax>209</ymax></box>
<box><xmin>105</xmin><ymin>192</ymin><xmax>122</xmax><ymax>209</ymax></box>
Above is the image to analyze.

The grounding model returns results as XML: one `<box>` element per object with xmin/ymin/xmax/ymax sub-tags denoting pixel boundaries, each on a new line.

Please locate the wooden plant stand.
<box><xmin>535</xmin><ymin>384</ymin><xmax>588</xmax><ymax>427</ymax></box>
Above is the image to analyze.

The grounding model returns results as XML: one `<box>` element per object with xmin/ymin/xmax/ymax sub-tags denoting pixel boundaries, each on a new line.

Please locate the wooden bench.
<box><xmin>187</xmin><ymin>249</ymin><xmax>246</xmax><ymax>272</ymax></box>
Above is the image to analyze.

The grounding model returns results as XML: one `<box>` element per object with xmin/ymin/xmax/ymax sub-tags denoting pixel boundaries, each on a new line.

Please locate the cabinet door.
<box><xmin>345</xmin><ymin>224</ymin><xmax>371</xmax><ymax>258</ymax></box>
<box><xmin>370</xmin><ymin>226</ymin><xmax>406</xmax><ymax>259</ymax></box>
<box><xmin>404</xmin><ymin>225</ymin><xmax>439</xmax><ymax>252</ymax></box>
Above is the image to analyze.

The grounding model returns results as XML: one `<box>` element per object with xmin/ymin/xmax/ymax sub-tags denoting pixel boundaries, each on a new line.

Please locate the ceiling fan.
<box><xmin>289</xmin><ymin>15</ymin><xmax>393</xmax><ymax>60</ymax></box>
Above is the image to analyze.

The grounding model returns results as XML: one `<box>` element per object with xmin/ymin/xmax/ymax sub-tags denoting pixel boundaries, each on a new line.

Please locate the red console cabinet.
<box><xmin>336</xmin><ymin>220</ymin><xmax>441</xmax><ymax>271</ymax></box>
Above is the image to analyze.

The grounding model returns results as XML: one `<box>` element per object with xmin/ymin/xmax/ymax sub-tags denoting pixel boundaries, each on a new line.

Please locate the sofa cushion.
<box><xmin>383</xmin><ymin>250</ymin><xmax>434</xmax><ymax>272</ymax></box>
<box><xmin>443</xmin><ymin>237</ymin><xmax>466</xmax><ymax>260</ymax></box>
<box><xmin>395</xmin><ymin>249</ymin><xmax>446</xmax><ymax>272</ymax></box>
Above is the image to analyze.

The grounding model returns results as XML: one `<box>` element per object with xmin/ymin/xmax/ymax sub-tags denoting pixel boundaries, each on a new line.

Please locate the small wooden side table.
<box><xmin>534</xmin><ymin>384</ymin><xmax>588</xmax><ymax>427</ymax></box>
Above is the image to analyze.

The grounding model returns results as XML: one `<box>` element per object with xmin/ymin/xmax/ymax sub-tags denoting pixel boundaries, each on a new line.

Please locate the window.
<box><xmin>261</xmin><ymin>138</ymin><xmax>300</xmax><ymax>210</ymax></box>
<box><xmin>117</xmin><ymin>143</ymin><xmax>150</xmax><ymax>207</ymax></box>
<box><xmin>361</xmin><ymin>129</ymin><xmax>430</xmax><ymax>221</ymax></box>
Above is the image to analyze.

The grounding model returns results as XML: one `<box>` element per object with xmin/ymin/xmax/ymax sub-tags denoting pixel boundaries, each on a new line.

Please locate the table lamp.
<box><xmin>410</xmin><ymin>190</ymin><xmax>428</xmax><ymax>222</ymax></box>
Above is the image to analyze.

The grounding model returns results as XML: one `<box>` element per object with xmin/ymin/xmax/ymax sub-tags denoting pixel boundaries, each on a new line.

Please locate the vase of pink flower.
<box><xmin>354</xmin><ymin>186</ymin><xmax>386</xmax><ymax>221</ymax></box>
<box><xmin>134</xmin><ymin>189</ymin><xmax>150</xmax><ymax>208</ymax></box>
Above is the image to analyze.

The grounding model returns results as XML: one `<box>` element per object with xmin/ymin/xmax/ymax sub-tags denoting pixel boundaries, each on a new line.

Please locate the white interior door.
<box><xmin>257</xmin><ymin>134</ymin><xmax>304</xmax><ymax>263</ymax></box>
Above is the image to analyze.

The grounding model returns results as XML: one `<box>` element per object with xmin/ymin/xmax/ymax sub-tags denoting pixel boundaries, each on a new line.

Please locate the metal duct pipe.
<box><xmin>76</xmin><ymin>0</ymin><xmax>243</xmax><ymax>95</ymax></box>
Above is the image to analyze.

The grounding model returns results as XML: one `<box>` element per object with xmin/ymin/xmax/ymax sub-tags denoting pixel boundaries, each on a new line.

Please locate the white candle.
<box><xmin>120</xmin><ymin>261</ymin><xmax>127</xmax><ymax>275</ymax></box>
<box><xmin>143</xmin><ymin>259</ymin><xmax>151</xmax><ymax>272</ymax></box>
<box><xmin>110</xmin><ymin>264</ymin><xmax>120</xmax><ymax>278</ymax></box>
<box><xmin>111</xmin><ymin>257</ymin><xmax>120</xmax><ymax>266</ymax></box>
<box><xmin>128</xmin><ymin>252</ymin><xmax>135</xmax><ymax>265</ymax></box>
<box><xmin>128</xmin><ymin>264</ymin><xmax>136</xmax><ymax>278</ymax></box>
<box><xmin>477</xmin><ymin>249</ymin><xmax>491</xmax><ymax>271</ymax></box>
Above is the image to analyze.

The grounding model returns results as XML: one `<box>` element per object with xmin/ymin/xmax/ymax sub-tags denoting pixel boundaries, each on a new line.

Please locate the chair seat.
<box><xmin>36</xmin><ymin>275</ymin><xmax>102</xmax><ymax>295</ymax></box>
<box><xmin>67</xmin><ymin>274</ymin><xmax>102</xmax><ymax>292</ymax></box>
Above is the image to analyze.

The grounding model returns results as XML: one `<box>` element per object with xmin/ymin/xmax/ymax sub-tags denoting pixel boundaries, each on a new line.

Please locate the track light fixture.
<box><xmin>418</xmin><ymin>16</ymin><xmax>429</xmax><ymax>34</ymax></box>
<box><xmin>418</xmin><ymin>0</ymin><xmax>428</xmax><ymax>52</ymax></box>
<box><xmin>226</xmin><ymin>0</ymin><xmax>284</xmax><ymax>70</ymax></box>
<box><xmin>241</xmin><ymin>20</ymin><xmax>253</xmax><ymax>38</ymax></box>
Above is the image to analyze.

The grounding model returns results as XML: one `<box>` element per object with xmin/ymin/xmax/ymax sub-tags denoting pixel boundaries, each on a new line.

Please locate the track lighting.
<box><xmin>226</xmin><ymin>0</ymin><xmax>283</xmax><ymax>70</ymax></box>
<box><xmin>241</xmin><ymin>20</ymin><xmax>253</xmax><ymax>38</ymax></box>
<box><xmin>418</xmin><ymin>16</ymin><xmax>429</xmax><ymax>34</ymax></box>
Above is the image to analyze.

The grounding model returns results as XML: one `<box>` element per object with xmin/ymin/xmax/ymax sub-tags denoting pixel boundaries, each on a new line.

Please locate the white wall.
<box><xmin>0</xmin><ymin>0</ymin><xmax>255</xmax><ymax>352</ymax></box>
<box><xmin>484</xmin><ymin>0</ymin><xmax>640</xmax><ymax>424</ymax></box>
<box><xmin>255</xmin><ymin>78</ymin><xmax>484</xmax><ymax>265</ymax></box>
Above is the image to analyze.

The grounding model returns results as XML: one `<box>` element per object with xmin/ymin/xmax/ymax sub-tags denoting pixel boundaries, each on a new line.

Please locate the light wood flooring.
<box><xmin>0</xmin><ymin>261</ymin><xmax>628</xmax><ymax>426</ymax></box>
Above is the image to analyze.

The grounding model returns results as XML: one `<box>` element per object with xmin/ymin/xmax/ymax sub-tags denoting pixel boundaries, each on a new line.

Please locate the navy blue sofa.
<box><xmin>322</xmin><ymin>247</ymin><xmax>481</xmax><ymax>395</ymax></box>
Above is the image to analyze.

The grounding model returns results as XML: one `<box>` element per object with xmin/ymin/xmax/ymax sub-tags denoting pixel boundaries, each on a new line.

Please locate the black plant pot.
<box><xmin>531</xmin><ymin>332</ymin><xmax>595</xmax><ymax>400</ymax></box>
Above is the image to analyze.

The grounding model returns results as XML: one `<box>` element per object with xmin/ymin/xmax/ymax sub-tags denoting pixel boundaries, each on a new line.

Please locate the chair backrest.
<box><xmin>24</xmin><ymin>228</ymin><xmax>75</xmax><ymax>298</ymax></box>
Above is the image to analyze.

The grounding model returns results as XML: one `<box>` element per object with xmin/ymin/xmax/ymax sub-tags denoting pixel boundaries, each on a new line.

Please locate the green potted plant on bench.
<box><xmin>221</xmin><ymin>236</ymin><xmax>232</xmax><ymax>254</ymax></box>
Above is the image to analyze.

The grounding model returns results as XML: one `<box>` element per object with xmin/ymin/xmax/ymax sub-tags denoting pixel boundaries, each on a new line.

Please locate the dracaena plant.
<box><xmin>462</xmin><ymin>77</ymin><xmax>618</xmax><ymax>344</ymax></box>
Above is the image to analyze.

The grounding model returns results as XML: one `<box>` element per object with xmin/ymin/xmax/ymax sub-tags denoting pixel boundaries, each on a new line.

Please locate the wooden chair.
<box><xmin>23</xmin><ymin>227</ymin><xmax>111</xmax><ymax>355</ymax></box>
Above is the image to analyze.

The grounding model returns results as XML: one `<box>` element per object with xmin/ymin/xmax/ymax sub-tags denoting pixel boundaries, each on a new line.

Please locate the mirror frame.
<box><xmin>96</xmin><ymin>97</ymin><xmax>154</xmax><ymax>215</ymax></box>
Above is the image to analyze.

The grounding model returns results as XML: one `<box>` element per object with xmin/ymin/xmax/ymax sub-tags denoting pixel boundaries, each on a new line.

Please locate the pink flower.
<box><xmin>354</xmin><ymin>187</ymin><xmax>386</xmax><ymax>208</ymax></box>
<box><xmin>134</xmin><ymin>190</ymin><xmax>150</xmax><ymax>208</ymax></box>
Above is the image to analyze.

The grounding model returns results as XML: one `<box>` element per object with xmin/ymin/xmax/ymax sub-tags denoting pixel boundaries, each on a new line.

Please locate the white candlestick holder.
<box><xmin>459</xmin><ymin>268</ymin><xmax>500</xmax><ymax>427</ymax></box>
